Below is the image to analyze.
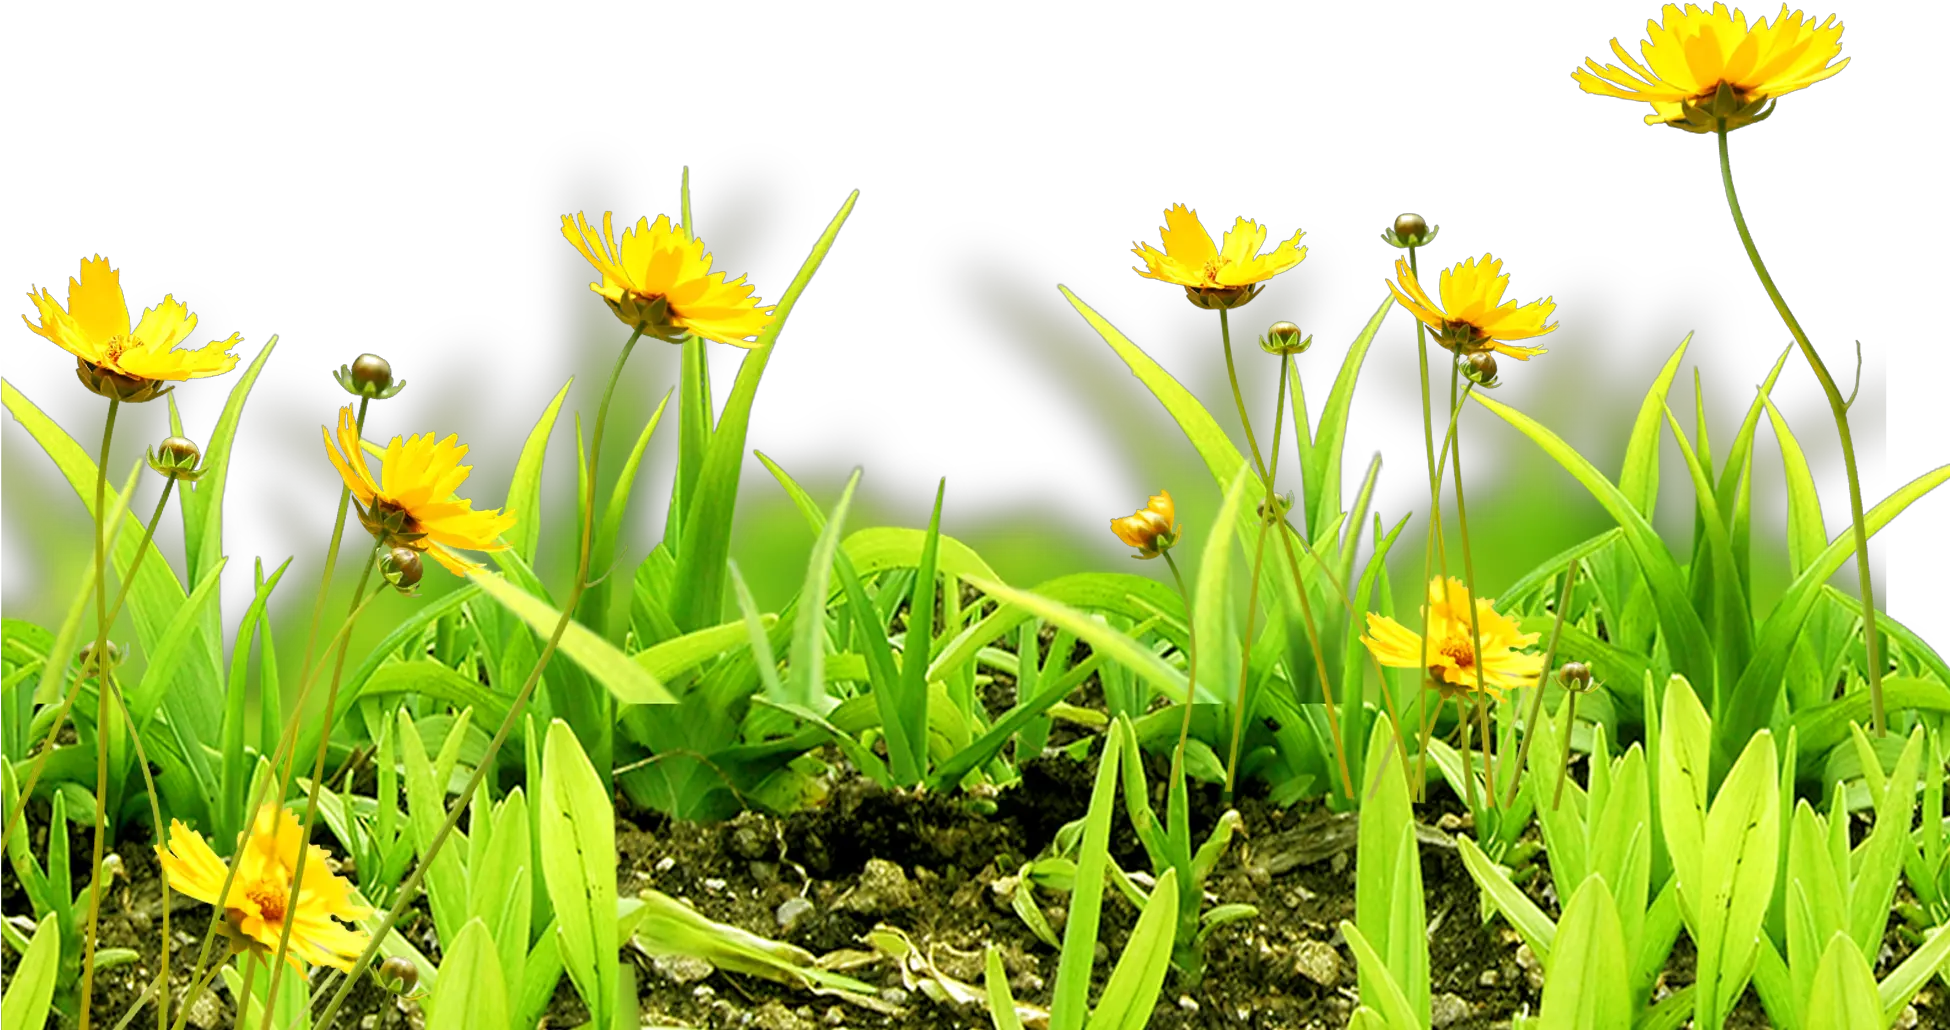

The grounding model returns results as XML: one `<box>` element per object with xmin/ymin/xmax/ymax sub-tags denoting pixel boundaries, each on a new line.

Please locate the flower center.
<box><xmin>1438</xmin><ymin>635</ymin><xmax>1476</xmax><ymax>670</ymax></box>
<box><xmin>1201</xmin><ymin>258</ymin><xmax>1224</xmax><ymax>284</ymax></box>
<box><xmin>246</xmin><ymin>882</ymin><xmax>288</xmax><ymax>923</ymax></box>
<box><xmin>103</xmin><ymin>335</ymin><xmax>129</xmax><ymax>362</ymax></box>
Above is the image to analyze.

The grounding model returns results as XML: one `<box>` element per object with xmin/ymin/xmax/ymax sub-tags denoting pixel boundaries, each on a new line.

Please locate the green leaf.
<box><xmin>1193</xmin><ymin>467</ymin><xmax>1253</xmax><ymax>704</ymax></box>
<box><xmin>669</xmin><ymin>190</ymin><xmax>859</xmax><ymax>631</ymax></box>
<box><xmin>1341</xmin><ymin>922</ymin><xmax>1424</xmax><ymax>1030</ymax></box>
<box><xmin>179</xmin><ymin>336</ymin><xmax>277</xmax><ymax>592</ymax></box>
<box><xmin>540</xmin><ymin>720</ymin><xmax>617</xmax><ymax>1030</ymax></box>
<box><xmin>469</xmin><ymin>569</ymin><xmax>673</xmax><ymax>705</ymax></box>
<box><xmin>892</xmin><ymin>481</ymin><xmax>946</xmax><ymax>786</ymax></box>
<box><xmin>1762</xmin><ymin>395</ymin><xmax>1827</xmax><ymax>583</ymax></box>
<box><xmin>1693</xmin><ymin>731</ymin><xmax>1780</xmax><ymax>1029</ymax></box>
<box><xmin>783</xmin><ymin>469</ymin><xmax>861</xmax><ymax>710</ymax></box>
<box><xmin>1878</xmin><ymin>925</ymin><xmax>1950</xmax><ymax>1024</ymax></box>
<box><xmin>0</xmin><ymin>913</ymin><xmax>59</xmax><ymax>1030</ymax></box>
<box><xmin>1537</xmin><ymin>877</ymin><xmax>1631</xmax><ymax>1030</ymax></box>
<box><xmin>1803</xmin><ymin>933</ymin><xmax>1882</xmax><ymax>1030</ymax></box>
<box><xmin>1299</xmin><ymin>296</ymin><xmax>1393</xmax><ymax>539</ymax></box>
<box><xmin>1662</xmin><ymin>407</ymin><xmax>1752</xmax><ymax>703</ymax></box>
<box><xmin>961</xmin><ymin>577</ymin><xmax>1188</xmax><ymax>706</ymax></box>
<box><xmin>1049</xmin><ymin>725</ymin><xmax>1122</xmax><ymax>1030</ymax></box>
<box><xmin>984</xmin><ymin>947</ymin><xmax>1027</xmax><ymax>1030</ymax></box>
<box><xmin>504</xmin><ymin>378</ymin><xmax>573</xmax><ymax>562</ymax></box>
<box><xmin>1082</xmin><ymin>867</ymin><xmax>1178</xmax><ymax>1030</ymax></box>
<box><xmin>427</xmin><ymin>918</ymin><xmax>510</xmax><ymax>1030</ymax></box>
<box><xmin>1620</xmin><ymin>336</ymin><xmax>1690</xmax><ymax>515</ymax></box>
<box><xmin>632</xmin><ymin>617</ymin><xmax>773</xmax><ymax>683</ymax></box>
<box><xmin>1473</xmin><ymin>391</ymin><xmax>1714</xmax><ymax>702</ymax></box>
<box><xmin>1458</xmin><ymin>836</ymin><xmax>1557</xmax><ymax>962</ymax></box>
<box><xmin>1714</xmin><ymin>345</ymin><xmax>1793</xmax><ymax>589</ymax></box>
<box><xmin>127</xmin><ymin>557</ymin><xmax>229</xmax><ymax>730</ymax></box>
<box><xmin>1659</xmin><ymin>675</ymin><xmax>1712</xmax><ymax>930</ymax></box>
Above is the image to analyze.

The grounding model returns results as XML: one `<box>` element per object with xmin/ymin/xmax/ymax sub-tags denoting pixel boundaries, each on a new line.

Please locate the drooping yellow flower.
<box><xmin>154</xmin><ymin>805</ymin><xmax>370</xmax><ymax>970</ymax></box>
<box><xmin>562</xmin><ymin>211</ymin><xmax>775</xmax><ymax>346</ymax></box>
<box><xmin>322</xmin><ymin>405</ymin><xmax>515</xmax><ymax>575</ymax></box>
<box><xmin>1111</xmin><ymin>490</ymin><xmax>1179</xmax><ymax>560</ymax></box>
<box><xmin>23</xmin><ymin>256</ymin><xmax>240</xmax><ymax>402</ymax></box>
<box><xmin>1387</xmin><ymin>255</ymin><xmax>1556</xmax><ymax>361</ymax></box>
<box><xmin>1361</xmin><ymin>577</ymin><xmax>1543</xmax><ymax>698</ymax></box>
<box><xmin>1573</xmin><ymin>4</ymin><xmax>1848</xmax><ymax>132</ymax></box>
<box><xmin>1132</xmin><ymin>205</ymin><xmax>1306</xmax><ymax>310</ymax></box>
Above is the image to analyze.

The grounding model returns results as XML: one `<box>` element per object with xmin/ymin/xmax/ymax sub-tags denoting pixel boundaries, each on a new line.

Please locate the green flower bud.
<box><xmin>1260</xmin><ymin>321</ymin><xmax>1312</xmax><ymax>356</ymax></box>
<box><xmin>334</xmin><ymin>353</ymin><xmax>406</xmax><ymax>400</ymax></box>
<box><xmin>1460</xmin><ymin>351</ymin><xmax>1500</xmax><ymax>389</ymax></box>
<box><xmin>75</xmin><ymin>358</ymin><xmax>173</xmax><ymax>404</ymax></box>
<box><xmin>1381</xmin><ymin>212</ymin><xmax>1439</xmax><ymax>250</ymax></box>
<box><xmin>1558</xmin><ymin>661</ymin><xmax>1593</xmax><ymax>691</ymax></box>
<box><xmin>147</xmin><ymin>436</ymin><xmax>205</xmax><ymax>483</ymax></box>
<box><xmin>380</xmin><ymin>547</ymin><xmax>424</xmax><ymax>592</ymax></box>
<box><xmin>78</xmin><ymin>640</ymin><xmax>124</xmax><ymax>674</ymax></box>
<box><xmin>378</xmin><ymin>955</ymin><xmax>419</xmax><ymax>994</ymax></box>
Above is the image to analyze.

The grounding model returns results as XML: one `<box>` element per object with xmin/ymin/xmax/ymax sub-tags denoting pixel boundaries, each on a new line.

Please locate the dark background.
<box><xmin>15</xmin><ymin>6</ymin><xmax>1950</xmax><ymax>659</ymax></box>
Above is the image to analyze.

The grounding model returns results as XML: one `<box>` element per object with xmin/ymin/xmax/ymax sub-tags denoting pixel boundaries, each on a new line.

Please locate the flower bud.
<box><xmin>147</xmin><ymin>436</ymin><xmax>205</xmax><ymax>483</ymax></box>
<box><xmin>380</xmin><ymin>546</ymin><xmax>424</xmax><ymax>592</ymax></box>
<box><xmin>1110</xmin><ymin>490</ymin><xmax>1179</xmax><ymax>560</ymax></box>
<box><xmin>1558</xmin><ymin>661</ymin><xmax>1593</xmax><ymax>691</ymax></box>
<box><xmin>1460</xmin><ymin>351</ymin><xmax>1500</xmax><ymax>388</ymax></box>
<box><xmin>1256</xmin><ymin>491</ymin><xmax>1296</xmax><ymax>524</ymax></box>
<box><xmin>334</xmin><ymin>353</ymin><xmax>406</xmax><ymax>400</ymax></box>
<box><xmin>78</xmin><ymin>640</ymin><xmax>124</xmax><ymax>674</ymax></box>
<box><xmin>1381</xmin><ymin>212</ymin><xmax>1439</xmax><ymax>250</ymax></box>
<box><xmin>1260</xmin><ymin>321</ymin><xmax>1312</xmax><ymax>356</ymax></box>
<box><xmin>378</xmin><ymin>955</ymin><xmax>419</xmax><ymax>994</ymax></box>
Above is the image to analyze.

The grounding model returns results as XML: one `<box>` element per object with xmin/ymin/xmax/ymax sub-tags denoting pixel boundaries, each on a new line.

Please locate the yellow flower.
<box><xmin>1360</xmin><ymin>577</ymin><xmax>1542</xmax><ymax>698</ymax></box>
<box><xmin>562</xmin><ymin>211</ymin><xmax>775</xmax><ymax>346</ymax></box>
<box><xmin>154</xmin><ymin>804</ymin><xmax>370</xmax><ymax>971</ymax></box>
<box><xmin>1387</xmin><ymin>255</ymin><xmax>1556</xmax><ymax>361</ymax></box>
<box><xmin>22</xmin><ymin>256</ymin><xmax>240</xmax><ymax>402</ymax></box>
<box><xmin>322</xmin><ymin>405</ymin><xmax>516</xmax><ymax>576</ymax></box>
<box><xmin>1132</xmin><ymin>204</ymin><xmax>1306</xmax><ymax>310</ymax></box>
<box><xmin>1573</xmin><ymin>4</ymin><xmax>1848</xmax><ymax>132</ymax></box>
<box><xmin>1111</xmin><ymin>490</ymin><xmax>1179</xmax><ymax>559</ymax></box>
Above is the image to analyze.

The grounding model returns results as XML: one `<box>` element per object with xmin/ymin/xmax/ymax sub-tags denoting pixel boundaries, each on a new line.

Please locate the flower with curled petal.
<box><xmin>1361</xmin><ymin>577</ymin><xmax>1542</xmax><ymax>699</ymax></box>
<box><xmin>1387</xmin><ymin>255</ymin><xmax>1556</xmax><ymax>362</ymax></box>
<box><xmin>23</xmin><ymin>256</ymin><xmax>239</xmax><ymax>401</ymax></box>
<box><xmin>1132</xmin><ymin>205</ymin><xmax>1306</xmax><ymax>310</ymax></box>
<box><xmin>562</xmin><ymin>211</ymin><xmax>775</xmax><ymax>346</ymax></box>
<box><xmin>1111</xmin><ymin>490</ymin><xmax>1179</xmax><ymax>559</ymax></box>
<box><xmin>322</xmin><ymin>405</ymin><xmax>515</xmax><ymax>575</ymax></box>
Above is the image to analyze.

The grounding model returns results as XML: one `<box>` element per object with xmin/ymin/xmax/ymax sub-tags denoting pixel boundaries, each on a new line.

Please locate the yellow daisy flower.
<box><xmin>1111</xmin><ymin>490</ymin><xmax>1179</xmax><ymax>560</ymax></box>
<box><xmin>1387</xmin><ymin>255</ymin><xmax>1556</xmax><ymax>361</ymax></box>
<box><xmin>154</xmin><ymin>804</ymin><xmax>370</xmax><ymax>970</ymax></box>
<box><xmin>1360</xmin><ymin>577</ymin><xmax>1543</xmax><ymax>699</ymax></box>
<box><xmin>562</xmin><ymin>211</ymin><xmax>775</xmax><ymax>346</ymax></box>
<box><xmin>22</xmin><ymin>256</ymin><xmax>240</xmax><ymax>402</ymax></box>
<box><xmin>1573</xmin><ymin>4</ymin><xmax>1848</xmax><ymax>132</ymax></box>
<box><xmin>1132</xmin><ymin>204</ymin><xmax>1306</xmax><ymax>310</ymax></box>
<box><xmin>322</xmin><ymin>405</ymin><xmax>516</xmax><ymax>576</ymax></box>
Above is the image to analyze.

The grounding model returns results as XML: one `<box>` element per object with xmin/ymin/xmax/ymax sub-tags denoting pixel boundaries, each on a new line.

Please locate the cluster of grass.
<box><xmin>5</xmin><ymin>5</ymin><xmax>1950</xmax><ymax>1030</ymax></box>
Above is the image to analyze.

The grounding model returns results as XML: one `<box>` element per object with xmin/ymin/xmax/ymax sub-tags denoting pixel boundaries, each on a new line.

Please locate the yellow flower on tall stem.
<box><xmin>562</xmin><ymin>211</ymin><xmax>775</xmax><ymax>346</ymax></box>
<box><xmin>1361</xmin><ymin>577</ymin><xmax>1542</xmax><ymax>699</ymax></box>
<box><xmin>155</xmin><ymin>805</ymin><xmax>370</xmax><ymax>970</ymax></box>
<box><xmin>322</xmin><ymin>405</ymin><xmax>516</xmax><ymax>575</ymax></box>
<box><xmin>1387</xmin><ymin>255</ymin><xmax>1557</xmax><ymax>362</ymax></box>
<box><xmin>23</xmin><ymin>256</ymin><xmax>240</xmax><ymax>402</ymax></box>
<box><xmin>1132</xmin><ymin>204</ymin><xmax>1306</xmax><ymax>310</ymax></box>
<box><xmin>1572</xmin><ymin>3</ymin><xmax>1847</xmax><ymax>132</ymax></box>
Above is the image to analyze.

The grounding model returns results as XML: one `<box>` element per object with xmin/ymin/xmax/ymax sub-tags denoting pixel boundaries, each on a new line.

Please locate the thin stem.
<box><xmin>1219</xmin><ymin>308</ymin><xmax>1268</xmax><ymax>478</ymax></box>
<box><xmin>259</xmin><ymin>549</ymin><xmax>379</xmax><ymax>1021</ymax></box>
<box><xmin>1552</xmin><ymin>689</ymin><xmax>1583</xmax><ymax>810</ymax></box>
<box><xmin>297</xmin><ymin>397</ymin><xmax>370</xmax><ymax>681</ymax></box>
<box><xmin>1161</xmin><ymin>551</ymin><xmax>1201</xmax><ymax>767</ymax></box>
<box><xmin>1505</xmin><ymin>559</ymin><xmax>1580</xmax><ymax>808</ymax></box>
<box><xmin>1717</xmin><ymin>123</ymin><xmax>1883</xmax><ymax>734</ymax></box>
<box><xmin>1445</xmin><ymin>370</ymin><xmax>1495</xmax><ymax>807</ymax></box>
<box><xmin>1226</xmin><ymin>350</ymin><xmax>1290</xmax><ymax>797</ymax></box>
<box><xmin>1411</xmin><ymin>244</ymin><xmax>1454</xmax><ymax>799</ymax></box>
<box><xmin>168</xmin><ymin>589</ymin><xmax>383</xmax><ymax>1030</ymax></box>
<box><xmin>238</xmin><ymin>953</ymin><xmax>260</xmax><ymax>1026</ymax></box>
<box><xmin>310</xmin><ymin>325</ymin><xmax>647</xmax><ymax>1030</ymax></box>
<box><xmin>100</xmin><ymin>674</ymin><xmax>171</xmax><ymax>1030</ymax></box>
<box><xmin>78</xmin><ymin>395</ymin><xmax>119</xmax><ymax>1030</ymax></box>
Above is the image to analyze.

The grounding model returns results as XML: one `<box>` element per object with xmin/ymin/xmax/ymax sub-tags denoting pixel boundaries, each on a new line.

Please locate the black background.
<box><xmin>15</xmin><ymin>4</ymin><xmax>1950</xmax><ymax>659</ymax></box>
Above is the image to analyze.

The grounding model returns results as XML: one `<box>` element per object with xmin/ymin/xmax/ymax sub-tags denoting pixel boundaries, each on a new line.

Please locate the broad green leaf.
<box><xmin>1083</xmin><ymin>866</ymin><xmax>1178</xmax><ymax>1030</ymax></box>
<box><xmin>669</xmin><ymin>190</ymin><xmax>859</xmax><ymax>631</ymax></box>
<box><xmin>632</xmin><ymin>617</ymin><xmax>773</xmax><ymax>682</ymax></box>
<box><xmin>1803</xmin><ymin>933</ymin><xmax>1882</xmax><ymax>1030</ymax></box>
<box><xmin>1762</xmin><ymin>395</ymin><xmax>1826</xmax><ymax>579</ymax></box>
<box><xmin>399</xmin><ymin>711</ymin><xmax>469</xmax><ymax>948</ymax></box>
<box><xmin>505</xmin><ymin>378</ymin><xmax>572</xmax><ymax>562</ymax></box>
<box><xmin>540</xmin><ymin>720</ymin><xmax>617</xmax><ymax>1030</ymax></box>
<box><xmin>1193</xmin><ymin>467</ymin><xmax>1253</xmax><ymax>704</ymax></box>
<box><xmin>427</xmin><ymin>918</ymin><xmax>510</xmax><ymax>1030</ymax></box>
<box><xmin>1341</xmin><ymin>922</ymin><xmax>1423</xmax><ymax>1030</ymax></box>
<box><xmin>0</xmin><ymin>913</ymin><xmax>58</xmax><ymax>1030</ymax></box>
<box><xmin>1458</xmin><ymin>836</ymin><xmax>1557</xmax><ymax>962</ymax></box>
<box><xmin>1538</xmin><ymin>877</ymin><xmax>1631</xmax><ymax>1030</ymax></box>
<box><xmin>1662</xmin><ymin>407</ymin><xmax>1751</xmax><ymax>703</ymax></box>
<box><xmin>128</xmin><ymin>557</ymin><xmax>229</xmax><ymax>729</ymax></box>
<box><xmin>1658</xmin><ymin>674</ymin><xmax>1712</xmax><ymax>930</ymax></box>
<box><xmin>1474</xmin><ymin>391</ymin><xmax>1714</xmax><ymax>700</ymax></box>
<box><xmin>1620</xmin><ymin>336</ymin><xmax>1690</xmax><ymax>515</ymax></box>
<box><xmin>469</xmin><ymin>569</ymin><xmax>673</xmax><ymax>705</ymax></box>
<box><xmin>1693</xmin><ymin>731</ymin><xmax>1780</xmax><ymax>1029</ymax></box>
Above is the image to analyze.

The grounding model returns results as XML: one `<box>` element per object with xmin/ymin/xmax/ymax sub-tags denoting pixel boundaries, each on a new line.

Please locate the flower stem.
<box><xmin>77</xmin><ymin>395</ymin><xmax>120</xmax><ymax>1030</ymax></box>
<box><xmin>1162</xmin><ymin>550</ymin><xmax>1200</xmax><ymax>769</ymax></box>
<box><xmin>309</xmin><ymin>325</ymin><xmax>647</xmax><ymax>1030</ymax></box>
<box><xmin>1410</xmin><ymin>244</ymin><xmax>1453</xmax><ymax>799</ymax></box>
<box><xmin>1444</xmin><ymin>370</ymin><xmax>1496</xmax><ymax>808</ymax></box>
<box><xmin>4</xmin><ymin>475</ymin><xmax>174</xmax><ymax>844</ymax></box>
<box><xmin>259</xmin><ymin>548</ymin><xmax>380</xmax><ymax>1024</ymax></box>
<box><xmin>1226</xmin><ymin>352</ymin><xmax>1289</xmax><ymax>798</ymax></box>
<box><xmin>1220</xmin><ymin>308</ymin><xmax>1268</xmax><ymax>478</ymax></box>
<box><xmin>297</xmin><ymin>397</ymin><xmax>370</xmax><ymax>681</ymax></box>
<box><xmin>1505</xmin><ymin>558</ymin><xmax>1580</xmax><ymax>809</ymax></box>
<box><xmin>1717</xmin><ymin>123</ymin><xmax>1883</xmax><ymax>734</ymax></box>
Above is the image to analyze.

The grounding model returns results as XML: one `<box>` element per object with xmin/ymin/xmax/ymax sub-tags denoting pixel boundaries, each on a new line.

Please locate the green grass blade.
<box><xmin>584</xmin><ymin>389</ymin><xmax>673</xmax><ymax>638</ymax></box>
<box><xmin>426</xmin><ymin>918</ymin><xmax>509</xmax><ymax>1030</ymax></box>
<box><xmin>669</xmin><ymin>190</ymin><xmax>859</xmax><ymax>632</ymax></box>
<box><xmin>1082</xmin><ymin>866</ymin><xmax>1178</xmax><ymax>1030</ymax></box>
<box><xmin>127</xmin><ymin>557</ymin><xmax>228</xmax><ymax>731</ymax></box>
<box><xmin>1050</xmin><ymin>726</ymin><xmax>1122</xmax><ymax>1030</ymax></box>
<box><xmin>1803</xmin><ymin>933</ymin><xmax>1882</xmax><ymax>1030</ymax></box>
<box><xmin>179</xmin><ymin>335</ymin><xmax>276</xmax><ymax>591</ymax></box>
<box><xmin>1300</xmin><ymin>295</ymin><xmax>1392</xmax><ymax>540</ymax></box>
<box><xmin>1458</xmin><ymin>836</ymin><xmax>1557</xmax><ymax>962</ymax></box>
<box><xmin>894</xmin><ymin>480</ymin><xmax>946</xmax><ymax>785</ymax></box>
<box><xmin>539</xmin><ymin>721</ymin><xmax>617</xmax><ymax>1029</ymax></box>
<box><xmin>505</xmin><ymin>378</ymin><xmax>573</xmax><ymax>563</ymax></box>
<box><xmin>1715</xmin><ymin>345</ymin><xmax>1792</xmax><ymax>588</ymax></box>
<box><xmin>1661</xmin><ymin>408</ymin><xmax>1751</xmax><ymax>707</ymax></box>
<box><xmin>1537</xmin><ymin>877</ymin><xmax>1630</xmax><ymax>1030</ymax></box>
<box><xmin>1761</xmin><ymin>396</ymin><xmax>1827</xmax><ymax>579</ymax></box>
<box><xmin>1474</xmin><ymin>391</ymin><xmax>1715</xmax><ymax>703</ymax></box>
<box><xmin>784</xmin><ymin>469</ymin><xmax>861</xmax><ymax>710</ymax></box>
<box><xmin>1620</xmin><ymin>336</ymin><xmax>1690</xmax><ymax>515</ymax></box>
<box><xmin>220</xmin><ymin>558</ymin><xmax>290</xmax><ymax>841</ymax></box>
<box><xmin>468</xmin><ymin>570</ymin><xmax>673</xmax><ymax>704</ymax></box>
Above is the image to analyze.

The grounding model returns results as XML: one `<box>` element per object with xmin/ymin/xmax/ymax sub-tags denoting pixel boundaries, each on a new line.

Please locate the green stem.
<box><xmin>1219</xmin><ymin>308</ymin><xmax>1268</xmax><ymax>478</ymax></box>
<box><xmin>298</xmin><ymin>397</ymin><xmax>370</xmax><ymax>679</ymax></box>
<box><xmin>259</xmin><ymin>549</ymin><xmax>379</xmax><ymax>1023</ymax></box>
<box><xmin>4</xmin><ymin>476</ymin><xmax>173</xmax><ymax>844</ymax></box>
<box><xmin>1162</xmin><ymin>550</ymin><xmax>1200</xmax><ymax>768</ymax></box>
<box><xmin>1226</xmin><ymin>352</ymin><xmax>1289</xmax><ymax>797</ymax></box>
<box><xmin>1445</xmin><ymin>369</ymin><xmax>1495</xmax><ymax>807</ymax></box>
<box><xmin>309</xmin><ymin>325</ymin><xmax>646</xmax><ymax>1030</ymax></box>
<box><xmin>1411</xmin><ymin>244</ymin><xmax>1453</xmax><ymax>798</ymax></box>
<box><xmin>1505</xmin><ymin>559</ymin><xmax>1580</xmax><ymax>808</ymax></box>
<box><xmin>77</xmin><ymin>395</ymin><xmax>119</xmax><ymax>1030</ymax></box>
<box><xmin>1717</xmin><ymin>123</ymin><xmax>1883</xmax><ymax>734</ymax></box>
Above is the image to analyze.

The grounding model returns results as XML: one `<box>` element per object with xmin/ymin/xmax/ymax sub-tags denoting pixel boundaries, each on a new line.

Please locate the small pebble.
<box><xmin>1430</xmin><ymin>992</ymin><xmax>1472</xmax><ymax>1027</ymax></box>
<box><xmin>655</xmin><ymin>856</ymin><xmax>676</xmax><ymax>873</ymax></box>
<box><xmin>1177</xmin><ymin>995</ymin><xmax>1199</xmax><ymax>1013</ymax></box>
<box><xmin>652</xmin><ymin>953</ymin><xmax>716</xmax><ymax>985</ymax></box>
<box><xmin>1292</xmin><ymin>939</ymin><xmax>1342</xmax><ymax>987</ymax></box>
<box><xmin>823</xmin><ymin>1005</ymin><xmax>848</xmax><ymax>1026</ymax></box>
<box><xmin>776</xmin><ymin>896</ymin><xmax>815</xmax><ymax>931</ymax></box>
<box><xmin>877</xmin><ymin>987</ymin><xmax>910</xmax><ymax>1007</ymax></box>
<box><xmin>703</xmin><ymin>877</ymin><xmax>728</xmax><ymax>893</ymax></box>
<box><xmin>1479</xmin><ymin>968</ymin><xmax>1498</xmax><ymax>987</ymax></box>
